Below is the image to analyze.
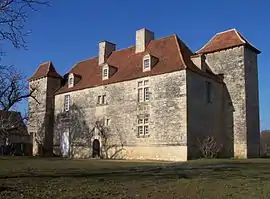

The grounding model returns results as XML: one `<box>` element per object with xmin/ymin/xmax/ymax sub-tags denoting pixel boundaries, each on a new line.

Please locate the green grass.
<box><xmin>0</xmin><ymin>157</ymin><xmax>270</xmax><ymax>198</ymax></box>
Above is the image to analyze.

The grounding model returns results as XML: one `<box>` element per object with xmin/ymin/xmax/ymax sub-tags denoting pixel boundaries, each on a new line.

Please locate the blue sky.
<box><xmin>2</xmin><ymin>0</ymin><xmax>269</xmax><ymax>130</ymax></box>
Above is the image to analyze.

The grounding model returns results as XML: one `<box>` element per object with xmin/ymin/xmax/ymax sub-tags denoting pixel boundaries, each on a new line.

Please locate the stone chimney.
<box><xmin>99</xmin><ymin>41</ymin><xmax>116</xmax><ymax>66</ymax></box>
<box><xmin>135</xmin><ymin>28</ymin><xmax>154</xmax><ymax>54</ymax></box>
<box><xmin>191</xmin><ymin>54</ymin><xmax>206</xmax><ymax>71</ymax></box>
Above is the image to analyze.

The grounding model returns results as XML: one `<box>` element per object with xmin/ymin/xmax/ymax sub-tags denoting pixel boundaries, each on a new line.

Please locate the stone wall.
<box><xmin>205</xmin><ymin>46</ymin><xmax>260</xmax><ymax>158</ymax></box>
<box><xmin>244</xmin><ymin>48</ymin><xmax>260</xmax><ymax>157</ymax></box>
<box><xmin>28</xmin><ymin>77</ymin><xmax>48</xmax><ymax>156</ymax></box>
<box><xmin>186</xmin><ymin>70</ymin><xmax>229</xmax><ymax>158</ymax></box>
<box><xmin>28</xmin><ymin>77</ymin><xmax>61</xmax><ymax>156</ymax></box>
<box><xmin>54</xmin><ymin>70</ymin><xmax>187</xmax><ymax>161</ymax></box>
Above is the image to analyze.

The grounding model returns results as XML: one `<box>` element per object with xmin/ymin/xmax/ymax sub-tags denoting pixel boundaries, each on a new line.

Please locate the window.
<box><xmin>64</xmin><ymin>95</ymin><xmax>70</xmax><ymax>112</ymax></box>
<box><xmin>206</xmin><ymin>81</ymin><xmax>212</xmax><ymax>103</ymax></box>
<box><xmin>138</xmin><ymin>80</ymin><xmax>150</xmax><ymax>102</ymax></box>
<box><xmin>105</xmin><ymin>118</ymin><xmax>110</xmax><ymax>126</ymax></box>
<box><xmin>143</xmin><ymin>58</ymin><xmax>150</xmax><ymax>69</ymax></box>
<box><xmin>137</xmin><ymin>116</ymin><xmax>149</xmax><ymax>137</ymax></box>
<box><xmin>102</xmin><ymin>95</ymin><xmax>106</xmax><ymax>104</ymax></box>
<box><xmin>143</xmin><ymin>55</ymin><xmax>151</xmax><ymax>72</ymax></box>
<box><xmin>68</xmin><ymin>74</ymin><xmax>74</xmax><ymax>88</ymax></box>
<box><xmin>68</xmin><ymin>77</ymin><xmax>74</xmax><ymax>86</ymax></box>
<box><xmin>103</xmin><ymin>68</ymin><xmax>108</xmax><ymax>79</ymax></box>
<box><xmin>97</xmin><ymin>94</ymin><xmax>106</xmax><ymax>105</ymax></box>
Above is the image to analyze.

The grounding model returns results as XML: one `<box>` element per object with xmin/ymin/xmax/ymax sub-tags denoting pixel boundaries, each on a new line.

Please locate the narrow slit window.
<box><xmin>206</xmin><ymin>81</ymin><xmax>212</xmax><ymax>103</ymax></box>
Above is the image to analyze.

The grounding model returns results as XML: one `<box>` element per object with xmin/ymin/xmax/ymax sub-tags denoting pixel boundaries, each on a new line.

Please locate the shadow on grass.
<box><xmin>0</xmin><ymin>186</ymin><xmax>17</xmax><ymax>193</ymax></box>
<box><xmin>1</xmin><ymin>159</ymin><xmax>270</xmax><ymax>183</ymax></box>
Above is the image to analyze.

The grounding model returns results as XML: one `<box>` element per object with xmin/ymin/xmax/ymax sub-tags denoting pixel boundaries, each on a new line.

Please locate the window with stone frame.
<box><xmin>97</xmin><ymin>94</ymin><xmax>107</xmax><ymax>105</ymax></box>
<box><xmin>64</xmin><ymin>95</ymin><xmax>70</xmax><ymax>112</ymax></box>
<box><xmin>138</xmin><ymin>80</ymin><xmax>150</xmax><ymax>102</ymax></box>
<box><xmin>103</xmin><ymin>68</ymin><xmax>108</xmax><ymax>79</ymax></box>
<box><xmin>137</xmin><ymin>115</ymin><xmax>149</xmax><ymax>137</ymax></box>
<box><xmin>143</xmin><ymin>55</ymin><xmax>151</xmax><ymax>72</ymax></box>
<box><xmin>143</xmin><ymin>58</ymin><xmax>150</xmax><ymax>69</ymax></box>
<box><xmin>68</xmin><ymin>76</ymin><xmax>74</xmax><ymax>87</ymax></box>
<box><xmin>68</xmin><ymin>73</ymin><xmax>75</xmax><ymax>88</ymax></box>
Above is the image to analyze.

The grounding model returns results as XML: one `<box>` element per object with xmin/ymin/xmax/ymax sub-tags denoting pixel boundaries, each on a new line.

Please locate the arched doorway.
<box><xmin>92</xmin><ymin>139</ymin><xmax>100</xmax><ymax>158</ymax></box>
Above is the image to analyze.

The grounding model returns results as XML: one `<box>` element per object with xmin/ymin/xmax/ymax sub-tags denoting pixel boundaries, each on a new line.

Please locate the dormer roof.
<box><xmin>28</xmin><ymin>61</ymin><xmax>62</xmax><ymax>81</ymax></box>
<box><xmin>196</xmin><ymin>29</ymin><xmax>260</xmax><ymax>54</ymax></box>
<box><xmin>55</xmin><ymin>34</ymin><xmax>193</xmax><ymax>94</ymax></box>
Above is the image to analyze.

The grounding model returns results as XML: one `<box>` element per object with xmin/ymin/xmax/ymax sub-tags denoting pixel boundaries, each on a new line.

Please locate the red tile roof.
<box><xmin>28</xmin><ymin>61</ymin><xmax>62</xmax><ymax>81</ymax></box>
<box><xmin>197</xmin><ymin>29</ymin><xmax>260</xmax><ymax>54</ymax></box>
<box><xmin>56</xmin><ymin>35</ymin><xmax>197</xmax><ymax>94</ymax></box>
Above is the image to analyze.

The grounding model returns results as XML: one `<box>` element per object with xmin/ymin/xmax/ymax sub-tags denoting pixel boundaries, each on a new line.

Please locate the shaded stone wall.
<box><xmin>54</xmin><ymin>70</ymin><xmax>187</xmax><ymax>161</ymax></box>
<box><xmin>205</xmin><ymin>46</ymin><xmax>260</xmax><ymax>158</ymax></box>
<box><xmin>28</xmin><ymin>77</ymin><xmax>61</xmax><ymax>156</ymax></box>
<box><xmin>186</xmin><ymin>70</ymin><xmax>230</xmax><ymax>158</ymax></box>
<box><xmin>28</xmin><ymin>77</ymin><xmax>48</xmax><ymax>156</ymax></box>
<box><xmin>244</xmin><ymin>48</ymin><xmax>260</xmax><ymax>157</ymax></box>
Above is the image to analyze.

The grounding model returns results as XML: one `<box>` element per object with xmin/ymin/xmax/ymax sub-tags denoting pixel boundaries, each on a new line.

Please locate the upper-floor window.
<box><xmin>138</xmin><ymin>80</ymin><xmax>150</xmax><ymax>102</ymax></box>
<box><xmin>68</xmin><ymin>74</ymin><xmax>74</xmax><ymax>88</ymax></box>
<box><xmin>143</xmin><ymin>55</ymin><xmax>151</xmax><ymax>72</ymax></box>
<box><xmin>137</xmin><ymin>115</ymin><xmax>149</xmax><ymax>137</ymax></box>
<box><xmin>103</xmin><ymin>68</ymin><xmax>108</xmax><ymax>80</ymax></box>
<box><xmin>98</xmin><ymin>94</ymin><xmax>107</xmax><ymax>105</ymax></box>
<box><xmin>64</xmin><ymin>95</ymin><xmax>70</xmax><ymax>111</ymax></box>
<box><xmin>206</xmin><ymin>81</ymin><xmax>212</xmax><ymax>103</ymax></box>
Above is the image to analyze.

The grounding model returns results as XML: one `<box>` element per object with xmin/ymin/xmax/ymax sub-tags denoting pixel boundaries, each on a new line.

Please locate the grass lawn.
<box><xmin>0</xmin><ymin>157</ymin><xmax>270</xmax><ymax>198</ymax></box>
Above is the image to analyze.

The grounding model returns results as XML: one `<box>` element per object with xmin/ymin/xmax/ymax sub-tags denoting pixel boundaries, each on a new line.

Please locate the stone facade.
<box><xmin>28</xmin><ymin>28</ymin><xmax>261</xmax><ymax>161</ymax></box>
<box><xmin>53</xmin><ymin>70</ymin><xmax>187</xmax><ymax>161</ymax></box>
<box><xmin>28</xmin><ymin>77</ymin><xmax>61</xmax><ymax>156</ymax></box>
<box><xmin>205</xmin><ymin>46</ymin><xmax>260</xmax><ymax>158</ymax></box>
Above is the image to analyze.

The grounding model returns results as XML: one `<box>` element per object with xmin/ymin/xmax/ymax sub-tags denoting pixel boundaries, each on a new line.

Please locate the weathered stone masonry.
<box><xmin>53</xmin><ymin>70</ymin><xmax>187</xmax><ymax>161</ymax></box>
<box><xmin>28</xmin><ymin>28</ymin><xmax>261</xmax><ymax>161</ymax></box>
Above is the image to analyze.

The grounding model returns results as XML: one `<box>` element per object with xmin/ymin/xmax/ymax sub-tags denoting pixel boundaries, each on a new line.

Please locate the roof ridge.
<box><xmin>67</xmin><ymin>56</ymin><xmax>98</xmax><ymax>74</ymax></box>
<box><xmin>235</xmin><ymin>29</ymin><xmax>260</xmax><ymax>53</ymax></box>
<box><xmin>216</xmin><ymin>28</ymin><xmax>236</xmax><ymax>35</ymax></box>
<box><xmin>67</xmin><ymin>34</ymin><xmax>177</xmax><ymax>74</ymax></box>
<box><xmin>28</xmin><ymin>61</ymin><xmax>50</xmax><ymax>80</ymax></box>
<box><xmin>46</xmin><ymin>61</ymin><xmax>52</xmax><ymax>75</ymax></box>
<box><xmin>196</xmin><ymin>29</ymin><xmax>238</xmax><ymax>54</ymax></box>
<box><xmin>173</xmin><ymin>34</ymin><xmax>188</xmax><ymax>69</ymax></box>
<box><xmin>196</xmin><ymin>33</ymin><xmax>217</xmax><ymax>54</ymax></box>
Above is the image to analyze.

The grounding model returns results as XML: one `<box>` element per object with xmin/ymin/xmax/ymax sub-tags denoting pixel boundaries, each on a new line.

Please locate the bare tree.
<box><xmin>198</xmin><ymin>136</ymin><xmax>223</xmax><ymax>159</ymax></box>
<box><xmin>0</xmin><ymin>66</ymin><xmax>39</xmax><ymax>111</ymax></box>
<box><xmin>95</xmin><ymin>119</ymin><xmax>125</xmax><ymax>159</ymax></box>
<box><xmin>0</xmin><ymin>0</ymin><xmax>50</xmax><ymax>154</ymax></box>
<box><xmin>0</xmin><ymin>0</ymin><xmax>50</xmax><ymax>50</ymax></box>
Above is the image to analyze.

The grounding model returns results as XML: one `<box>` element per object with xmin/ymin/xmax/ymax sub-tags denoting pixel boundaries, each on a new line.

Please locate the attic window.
<box><xmin>102</xmin><ymin>66</ymin><xmax>109</xmax><ymax>80</ymax></box>
<box><xmin>68</xmin><ymin>74</ymin><xmax>74</xmax><ymax>88</ymax></box>
<box><xmin>143</xmin><ymin>55</ymin><xmax>151</xmax><ymax>72</ymax></box>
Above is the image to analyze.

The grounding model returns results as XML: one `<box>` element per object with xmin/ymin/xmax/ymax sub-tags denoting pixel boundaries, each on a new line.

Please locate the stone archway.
<box><xmin>92</xmin><ymin>139</ymin><xmax>100</xmax><ymax>158</ymax></box>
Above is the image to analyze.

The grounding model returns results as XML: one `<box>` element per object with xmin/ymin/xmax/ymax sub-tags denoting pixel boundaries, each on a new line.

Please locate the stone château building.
<box><xmin>28</xmin><ymin>28</ymin><xmax>260</xmax><ymax>161</ymax></box>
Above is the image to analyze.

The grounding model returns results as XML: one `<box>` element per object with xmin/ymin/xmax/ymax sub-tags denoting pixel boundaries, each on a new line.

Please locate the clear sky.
<box><xmin>2</xmin><ymin>0</ymin><xmax>269</xmax><ymax>130</ymax></box>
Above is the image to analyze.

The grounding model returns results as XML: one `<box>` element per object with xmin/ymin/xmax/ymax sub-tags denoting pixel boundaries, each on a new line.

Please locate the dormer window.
<box><xmin>101</xmin><ymin>64</ymin><xmax>117</xmax><ymax>80</ymax></box>
<box><xmin>143</xmin><ymin>55</ymin><xmax>151</xmax><ymax>72</ymax></box>
<box><xmin>103</xmin><ymin>68</ymin><xmax>108</xmax><ymax>79</ymax></box>
<box><xmin>68</xmin><ymin>73</ymin><xmax>74</xmax><ymax>88</ymax></box>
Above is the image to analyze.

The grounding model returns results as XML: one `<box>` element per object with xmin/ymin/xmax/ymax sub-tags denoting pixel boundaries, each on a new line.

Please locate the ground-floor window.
<box><xmin>137</xmin><ymin>115</ymin><xmax>149</xmax><ymax>137</ymax></box>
